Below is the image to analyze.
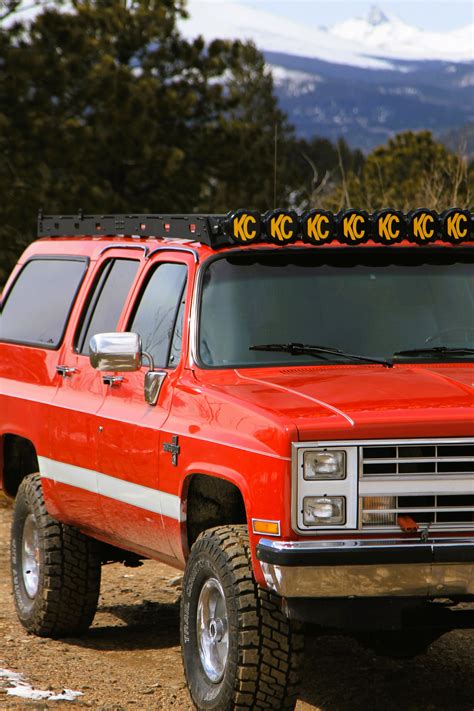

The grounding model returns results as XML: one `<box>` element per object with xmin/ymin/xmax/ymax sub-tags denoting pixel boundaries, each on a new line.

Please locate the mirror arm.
<box><xmin>141</xmin><ymin>350</ymin><xmax>155</xmax><ymax>372</ymax></box>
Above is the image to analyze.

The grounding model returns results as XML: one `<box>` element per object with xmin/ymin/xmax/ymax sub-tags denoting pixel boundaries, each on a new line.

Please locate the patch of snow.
<box><xmin>458</xmin><ymin>72</ymin><xmax>474</xmax><ymax>87</ymax></box>
<box><xmin>269</xmin><ymin>66</ymin><xmax>320</xmax><ymax>84</ymax></box>
<box><xmin>379</xmin><ymin>86</ymin><xmax>419</xmax><ymax>96</ymax></box>
<box><xmin>269</xmin><ymin>65</ymin><xmax>322</xmax><ymax>97</ymax></box>
<box><xmin>0</xmin><ymin>667</ymin><xmax>83</xmax><ymax>702</ymax></box>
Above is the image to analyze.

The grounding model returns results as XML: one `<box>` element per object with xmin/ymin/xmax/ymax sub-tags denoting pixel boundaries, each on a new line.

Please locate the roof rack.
<box><xmin>38</xmin><ymin>208</ymin><xmax>474</xmax><ymax>249</ymax></box>
<box><xmin>38</xmin><ymin>213</ymin><xmax>228</xmax><ymax>248</ymax></box>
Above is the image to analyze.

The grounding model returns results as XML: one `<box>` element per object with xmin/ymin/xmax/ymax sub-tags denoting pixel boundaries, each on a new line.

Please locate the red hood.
<box><xmin>196</xmin><ymin>363</ymin><xmax>474</xmax><ymax>441</ymax></box>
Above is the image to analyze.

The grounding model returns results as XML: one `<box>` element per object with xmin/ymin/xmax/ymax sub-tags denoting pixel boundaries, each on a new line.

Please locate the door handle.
<box><xmin>56</xmin><ymin>365</ymin><xmax>77</xmax><ymax>378</ymax></box>
<box><xmin>102</xmin><ymin>375</ymin><xmax>124</xmax><ymax>387</ymax></box>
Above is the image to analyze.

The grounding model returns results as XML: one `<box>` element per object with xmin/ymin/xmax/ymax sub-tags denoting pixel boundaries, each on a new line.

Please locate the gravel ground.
<box><xmin>1</xmin><ymin>501</ymin><xmax>473</xmax><ymax>711</ymax></box>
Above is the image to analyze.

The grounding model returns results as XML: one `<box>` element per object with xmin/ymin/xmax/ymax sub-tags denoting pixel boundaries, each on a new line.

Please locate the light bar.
<box><xmin>222</xmin><ymin>207</ymin><xmax>473</xmax><ymax>246</ymax></box>
<box><xmin>39</xmin><ymin>208</ymin><xmax>474</xmax><ymax>249</ymax></box>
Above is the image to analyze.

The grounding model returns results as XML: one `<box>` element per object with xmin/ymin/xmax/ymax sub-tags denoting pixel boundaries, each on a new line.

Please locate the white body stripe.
<box><xmin>38</xmin><ymin>457</ymin><xmax>181</xmax><ymax>521</ymax></box>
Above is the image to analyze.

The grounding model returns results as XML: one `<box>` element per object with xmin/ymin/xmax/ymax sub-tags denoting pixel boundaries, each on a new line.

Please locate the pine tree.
<box><xmin>0</xmin><ymin>1</ymin><xmax>289</xmax><ymax>282</ymax></box>
<box><xmin>322</xmin><ymin>131</ymin><xmax>472</xmax><ymax>212</ymax></box>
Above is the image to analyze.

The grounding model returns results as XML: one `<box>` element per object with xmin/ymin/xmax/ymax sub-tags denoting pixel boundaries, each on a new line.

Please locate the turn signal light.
<box><xmin>362</xmin><ymin>496</ymin><xmax>396</xmax><ymax>525</ymax></box>
<box><xmin>252</xmin><ymin>519</ymin><xmax>280</xmax><ymax>536</ymax></box>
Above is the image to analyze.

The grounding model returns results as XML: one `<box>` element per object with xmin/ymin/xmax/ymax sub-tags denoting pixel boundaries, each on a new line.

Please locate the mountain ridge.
<box><xmin>181</xmin><ymin>1</ymin><xmax>474</xmax><ymax>67</ymax></box>
<box><xmin>181</xmin><ymin>2</ymin><xmax>474</xmax><ymax>151</ymax></box>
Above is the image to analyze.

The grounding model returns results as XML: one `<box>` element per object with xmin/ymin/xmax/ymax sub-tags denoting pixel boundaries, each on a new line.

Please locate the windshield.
<box><xmin>198</xmin><ymin>250</ymin><xmax>474</xmax><ymax>368</ymax></box>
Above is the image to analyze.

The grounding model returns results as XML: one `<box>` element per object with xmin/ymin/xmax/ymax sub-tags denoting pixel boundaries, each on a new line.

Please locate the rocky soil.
<box><xmin>0</xmin><ymin>501</ymin><xmax>473</xmax><ymax>711</ymax></box>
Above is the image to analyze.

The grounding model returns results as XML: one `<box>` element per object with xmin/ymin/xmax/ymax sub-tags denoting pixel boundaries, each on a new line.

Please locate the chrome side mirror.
<box><xmin>89</xmin><ymin>332</ymin><xmax>142</xmax><ymax>372</ymax></box>
<box><xmin>89</xmin><ymin>332</ymin><xmax>167</xmax><ymax>406</ymax></box>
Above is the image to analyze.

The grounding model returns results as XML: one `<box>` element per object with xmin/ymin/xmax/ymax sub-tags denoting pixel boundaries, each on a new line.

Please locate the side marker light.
<box><xmin>252</xmin><ymin>519</ymin><xmax>281</xmax><ymax>536</ymax></box>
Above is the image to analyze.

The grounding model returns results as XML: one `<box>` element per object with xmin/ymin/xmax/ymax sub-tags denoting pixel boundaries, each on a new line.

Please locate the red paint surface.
<box><xmin>1</xmin><ymin>236</ymin><xmax>473</xmax><ymax>588</ymax></box>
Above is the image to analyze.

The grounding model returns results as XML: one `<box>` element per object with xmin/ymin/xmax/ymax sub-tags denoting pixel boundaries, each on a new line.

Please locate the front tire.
<box><xmin>181</xmin><ymin>525</ymin><xmax>303</xmax><ymax>710</ymax></box>
<box><xmin>11</xmin><ymin>473</ymin><xmax>101</xmax><ymax>637</ymax></box>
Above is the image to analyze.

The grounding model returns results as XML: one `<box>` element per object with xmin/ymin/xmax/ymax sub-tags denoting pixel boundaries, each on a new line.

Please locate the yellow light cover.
<box><xmin>442</xmin><ymin>208</ymin><xmax>471</xmax><ymax>243</ymax></box>
<box><xmin>263</xmin><ymin>209</ymin><xmax>299</xmax><ymax>244</ymax></box>
<box><xmin>408</xmin><ymin>208</ymin><xmax>439</xmax><ymax>243</ymax></box>
<box><xmin>373</xmin><ymin>209</ymin><xmax>405</xmax><ymax>244</ymax></box>
<box><xmin>224</xmin><ymin>209</ymin><xmax>262</xmax><ymax>244</ymax></box>
<box><xmin>301</xmin><ymin>209</ymin><xmax>334</xmax><ymax>244</ymax></box>
<box><xmin>252</xmin><ymin>519</ymin><xmax>280</xmax><ymax>536</ymax></box>
<box><xmin>338</xmin><ymin>209</ymin><xmax>370</xmax><ymax>244</ymax></box>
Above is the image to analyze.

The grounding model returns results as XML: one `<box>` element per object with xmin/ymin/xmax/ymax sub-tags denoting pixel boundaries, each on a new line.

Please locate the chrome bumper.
<box><xmin>257</xmin><ymin>538</ymin><xmax>474</xmax><ymax>598</ymax></box>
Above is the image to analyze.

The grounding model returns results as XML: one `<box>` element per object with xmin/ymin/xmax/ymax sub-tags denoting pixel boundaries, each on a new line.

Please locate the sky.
<box><xmin>222</xmin><ymin>1</ymin><xmax>473</xmax><ymax>31</ymax></box>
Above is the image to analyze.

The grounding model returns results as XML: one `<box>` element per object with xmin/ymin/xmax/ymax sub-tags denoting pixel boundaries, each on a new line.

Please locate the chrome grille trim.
<box><xmin>362</xmin><ymin>442</ymin><xmax>474</xmax><ymax>478</ymax></box>
<box><xmin>362</xmin><ymin>494</ymin><xmax>474</xmax><ymax>529</ymax></box>
<box><xmin>360</xmin><ymin>439</ymin><xmax>474</xmax><ymax>532</ymax></box>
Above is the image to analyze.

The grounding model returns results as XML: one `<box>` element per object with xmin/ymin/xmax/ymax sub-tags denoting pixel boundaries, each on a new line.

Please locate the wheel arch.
<box><xmin>180</xmin><ymin>469</ymin><xmax>251</xmax><ymax>551</ymax></box>
<box><xmin>0</xmin><ymin>433</ymin><xmax>39</xmax><ymax>498</ymax></box>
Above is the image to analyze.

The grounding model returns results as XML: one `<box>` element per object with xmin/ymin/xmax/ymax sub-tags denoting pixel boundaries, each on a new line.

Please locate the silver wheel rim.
<box><xmin>21</xmin><ymin>514</ymin><xmax>41</xmax><ymax>598</ymax></box>
<box><xmin>196</xmin><ymin>577</ymin><xmax>229</xmax><ymax>684</ymax></box>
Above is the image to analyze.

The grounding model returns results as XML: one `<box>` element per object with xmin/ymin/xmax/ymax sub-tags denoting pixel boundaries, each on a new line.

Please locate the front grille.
<box><xmin>362</xmin><ymin>443</ymin><xmax>474</xmax><ymax>477</ymax></box>
<box><xmin>360</xmin><ymin>440</ymin><xmax>474</xmax><ymax>531</ymax></box>
<box><xmin>361</xmin><ymin>494</ymin><xmax>474</xmax><ymax>527</ymax></box>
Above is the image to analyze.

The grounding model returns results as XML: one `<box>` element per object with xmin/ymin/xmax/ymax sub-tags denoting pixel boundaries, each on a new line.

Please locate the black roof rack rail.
<box><xmin>37</xmin><ymin>213</ymin><xmax>228</xmax><ymax>248</ymax></box>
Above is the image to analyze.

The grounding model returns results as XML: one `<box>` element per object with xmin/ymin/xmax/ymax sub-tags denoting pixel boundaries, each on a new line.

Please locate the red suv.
<box><xmin>1</xmin><ymin>209</ymin><xmax>473</xmax><ymax>710</ymax></box>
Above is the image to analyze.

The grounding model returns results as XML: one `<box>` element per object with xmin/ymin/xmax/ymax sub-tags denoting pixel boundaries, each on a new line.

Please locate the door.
<box><xmin>96</xmin><ymin>255</ymin><xmax>189</xmax><ymax>557</ymax></box>
<box><xmin>48</xmin><ymin>255</ymin><xmax>142</xmax><ymax>532</ymax></box>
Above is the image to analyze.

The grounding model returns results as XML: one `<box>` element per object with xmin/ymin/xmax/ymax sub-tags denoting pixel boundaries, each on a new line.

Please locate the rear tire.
<box><xmin>11</xmin><ymin>473</ymin><xmax>101</xmax><ymax>637</ymax></box>
<box><xmin>181</xmin><ymin>525</ymin><xmax>303</xmax><ymax>710</ymax></box>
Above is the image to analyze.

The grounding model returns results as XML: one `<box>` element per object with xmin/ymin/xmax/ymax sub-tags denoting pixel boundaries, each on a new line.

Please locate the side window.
<box><xmin>129</xmin><ymin>263</ymin><xmax>187</xmax><ymax>368</ymax></box>
<box><xmin>76</xmin><ymin>259</ymin><xmax>140</xmax><ymax>355</ymax></box>
<box><xmin>0</xmin><ymin>258</ymin><xmax>87</xmax><ymax>348</ymax></box>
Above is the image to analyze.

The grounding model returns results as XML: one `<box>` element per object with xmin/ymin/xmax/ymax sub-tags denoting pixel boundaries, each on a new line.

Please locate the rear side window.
<box><xmin>129</xmin><ymin>263</ymin><xmax>187</xmax><ymax>368</ymax></box>
<box><xmin>0</xmin><ymin>258</ymin><xmax>87</xmax><ymax>348</ymax></box>
<box><xmin>76</xmin><ymin>259</ymin><xmax>140</xmax><ymax>355</ymax></box>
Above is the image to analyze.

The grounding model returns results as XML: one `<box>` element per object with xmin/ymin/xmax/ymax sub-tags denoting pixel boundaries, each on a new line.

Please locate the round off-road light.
<box><xmin>337</xmin><ymin>209</ymin><xmax>370</xmax><ymax>244</ymax></box>
<box><xmin>300</xmin><ymin>209</ymin><xmax>335</xmax><ymax>245</ymax></box>
<box><xmin>441</xmin><ymin>208</ymin><xmax>472</xmax><ymax>244</ymax></box>
<box><xmin>222</xmin><ymin>209</ymin><xmax>262</xmax><ymax>244</ymax></box>
<box><xmin>407</xmin><ymin>208</ymin><xmax>439</xmax><ymax>244</ymax></box>
<box><xmin>262</xmin><ymin>209</ymin><xmax>299</xmax><ymax>244</ymax></box>
<box><xmin>372</xmin><ymin>209</ymin><xmax>406</xmax><ymax>244</ymax></box>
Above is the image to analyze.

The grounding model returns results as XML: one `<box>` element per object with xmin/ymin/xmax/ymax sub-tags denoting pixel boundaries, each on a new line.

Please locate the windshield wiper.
<box><xmin>249</xmin><ymin>343</ymin><xmax>393</xmax><ymax>367</ymax></box>
<box><xmin>394</xmin><ymin>346</ymin><xmax>474</xmax><ymax>358</ymax></box>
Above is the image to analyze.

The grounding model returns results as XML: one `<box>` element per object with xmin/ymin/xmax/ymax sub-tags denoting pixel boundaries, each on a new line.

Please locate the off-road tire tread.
<box><xmin>11</xmin><ymin>473</ymin><xmax>101</xmax><ymax>637</ymax></box>
<box><xmin>187</xmin><ymin>524</ymin><xmax>303</xmax><ymax>710</ymax></box>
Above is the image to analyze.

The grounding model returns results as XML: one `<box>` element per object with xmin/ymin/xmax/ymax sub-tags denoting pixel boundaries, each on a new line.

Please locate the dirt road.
<box><xmin>1</xmin><ymin>502</ymin><xmax>473</xmax><ymax>710</ymax></box>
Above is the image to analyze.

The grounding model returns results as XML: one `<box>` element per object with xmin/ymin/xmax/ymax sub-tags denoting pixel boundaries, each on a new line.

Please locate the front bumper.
<box><xmin>257</xmin><ymin>537</ymin><xmax>474</xmax><ymax>598</ymax></box>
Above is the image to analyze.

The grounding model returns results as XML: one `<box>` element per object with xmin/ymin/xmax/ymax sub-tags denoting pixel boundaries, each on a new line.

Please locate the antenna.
<box><xmin>273</xmin><ymin>123</ymin><xmax>278</xmax><ymax>209</ymax></box>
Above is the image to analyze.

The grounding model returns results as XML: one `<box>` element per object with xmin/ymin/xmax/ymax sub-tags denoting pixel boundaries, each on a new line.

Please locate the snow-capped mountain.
<box><xmin>180</xmin><ymin>2</ymin><xmax>391</xmax><ymax>69</ymax></box>
<box><xmin>331</xmin><ymin>6</ymin><xmax>473</xmax><ymax>63</ymax></box>
<box><xmin>181</xmin><ymin>1</ymin><xmax>473</xmax><ymax>67</ymax></box>
<box><xmin>181</xmin><ymin>2</ymin><xmax>474</xmax><ymax>150</ymax></box>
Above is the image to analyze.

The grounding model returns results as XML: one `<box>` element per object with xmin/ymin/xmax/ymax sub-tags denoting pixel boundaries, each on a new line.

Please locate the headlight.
<box><xmin>304</xmin><ymin>450</ymin><xmax>346</xmax><ymax>480</ymax></box>
<box><xmin>303</xmin><ymin>496</ymin><xmax>346</xmax><ymax>526</ymax></box>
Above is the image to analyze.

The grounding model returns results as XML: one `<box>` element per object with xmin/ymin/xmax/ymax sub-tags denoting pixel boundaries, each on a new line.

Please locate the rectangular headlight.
<box><xmin>304</xmin><ymin>450</ymin><xmax>346</xmax><ymax>480</ymax></box>
<box><xmin>303</xmin><ymin>496</ymin><xmax>346</xmax><ymax>526</ymax></box>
